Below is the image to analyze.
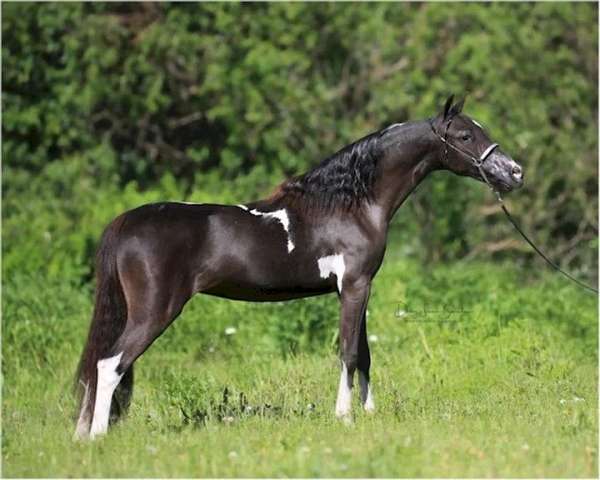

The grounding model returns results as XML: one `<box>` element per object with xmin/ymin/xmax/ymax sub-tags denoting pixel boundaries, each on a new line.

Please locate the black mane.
<box><xmin>278</xmin><ymin>130</ymin><xmax>383</xmax><ymax>211</ymax></box>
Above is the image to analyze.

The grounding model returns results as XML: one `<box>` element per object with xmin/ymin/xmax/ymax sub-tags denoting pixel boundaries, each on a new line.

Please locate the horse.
<box><xmin>74</xmin><ymin>95</ymin><xmax>524</xmax><ymax>439</ymax></box>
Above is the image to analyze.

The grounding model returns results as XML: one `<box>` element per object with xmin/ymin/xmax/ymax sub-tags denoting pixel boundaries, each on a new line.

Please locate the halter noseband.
<box><xmin>430</xmin><ymin>117</ymin><xmax>501</xmax><ymax>200</ymax></box>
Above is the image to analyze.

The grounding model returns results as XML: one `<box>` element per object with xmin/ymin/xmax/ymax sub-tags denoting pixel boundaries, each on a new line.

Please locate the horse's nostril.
<box><xmin>512</xmin><ymin>165</ymin><xmax>522</xmax><ymax>177</ymax></box>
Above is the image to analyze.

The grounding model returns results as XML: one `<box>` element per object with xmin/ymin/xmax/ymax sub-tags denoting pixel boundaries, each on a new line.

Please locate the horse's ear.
<box><xmin>451</xmin><ymin>96</ymin><xmax>466</xmax><ymax>116</ymax></box>
<box><xmin>442</xmin><ymin>94</ymin><xmax>455</xmax><ymax>119</ymax></box>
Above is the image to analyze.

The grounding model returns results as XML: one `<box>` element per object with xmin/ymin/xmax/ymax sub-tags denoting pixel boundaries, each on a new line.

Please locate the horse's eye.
<box><xmin>461</xmin><ymin>134</ymin><xmax>472</xmax><ymax>142</ymax></box>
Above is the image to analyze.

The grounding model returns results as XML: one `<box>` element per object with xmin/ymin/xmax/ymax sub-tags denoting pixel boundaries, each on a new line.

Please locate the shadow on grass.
<box><xmin>167</xmin><ymin>386</ymin><xmax>318</xmax><ymax>432</ymax></box>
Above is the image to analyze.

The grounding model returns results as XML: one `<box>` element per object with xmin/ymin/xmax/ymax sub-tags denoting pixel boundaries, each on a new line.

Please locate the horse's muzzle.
<box><xmin>484</xmin><ymin>152</ymin><xmax>524</xmax><ymax>192</ymax></box>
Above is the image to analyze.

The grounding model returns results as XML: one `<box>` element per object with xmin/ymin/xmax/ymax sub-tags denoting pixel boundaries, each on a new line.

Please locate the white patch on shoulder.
<box><xmin>236</xmin><ymin>204</ymin><xmax>249</xmax><ymax>211</ymax></box>
<box><xmin>248</xmin><ymin>208</ymin><xmax>294</xmax><ymax>253</ymax></box>
<box><xmin>89</xmin><ymin>352</ymin><xmax>124</xmax><ymax>439</ymax></box>
<box><xmin>317</xmin><ymin>254</ymin><xmax>345</xmax><ymax>293</ymax></box>
<box><xmin>472</xmin><ymin>119</ymin><xmax>483</xmax><ymax>129</ymax></box>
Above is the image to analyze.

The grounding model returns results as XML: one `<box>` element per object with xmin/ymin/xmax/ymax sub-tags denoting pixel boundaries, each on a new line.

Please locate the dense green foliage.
<box><xmin>2</xmin><ymin>3</ymin><xmax>598</xmax><ymax>477</ymax></box>
<box><xmin>3</xmin><ymin>257</ymin><xmax>597</xmax><ymax>476</ymax></box>
<box><xmin>2</xmin><ymin>2</ymin><xmax>598</xmax><ymax>282</ymax></box>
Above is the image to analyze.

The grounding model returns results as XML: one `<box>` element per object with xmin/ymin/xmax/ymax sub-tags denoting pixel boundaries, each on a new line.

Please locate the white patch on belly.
<box><xmin>248</xmin><ymin>208</ymin><xmax>294</xmax><ymax>253</ymax></box>
<box><xmin>89</xmin><ymin>352</ymin><xmax>124</xmax><ymax>439</ymax></box>
<box><xmin>335</xmin><ymin>361</ymin><xmax>352</xmax><ymax>422</ymax></box>
<box><xmin>317</xmin><ymin>254</ymin><xmax>345</xmax><ymax>293</ymax></box>
<box><xmin>236</xmin><ymin>204</ymin><xmax>249</xmax><ymax>211</ymax></box>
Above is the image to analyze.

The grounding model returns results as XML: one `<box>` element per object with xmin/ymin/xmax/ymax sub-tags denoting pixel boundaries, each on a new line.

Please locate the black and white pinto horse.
<box><xmin>75</xmin><ymin>96</ymin><xmax>523</xmax><ymax>439</ymax></box>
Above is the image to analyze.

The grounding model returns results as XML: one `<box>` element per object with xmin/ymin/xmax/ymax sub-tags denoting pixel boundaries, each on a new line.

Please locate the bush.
<box><xmin>2</xmin><ymin>3</ymin><xmax>597</xmax><ymax>284</ymax></box>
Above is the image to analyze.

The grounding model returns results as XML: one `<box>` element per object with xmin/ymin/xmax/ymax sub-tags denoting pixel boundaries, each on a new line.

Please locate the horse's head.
<box><xmin>431</xmin><ymin>95</ymin><xmax>523</xmax><ymax>193</ymax></box>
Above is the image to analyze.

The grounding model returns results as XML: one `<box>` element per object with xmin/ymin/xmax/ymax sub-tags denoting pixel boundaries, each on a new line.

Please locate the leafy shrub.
<box><xmin>2</xmin><ymin>2</ymin><xmax>598</xmax><ymax>280</ymax></box>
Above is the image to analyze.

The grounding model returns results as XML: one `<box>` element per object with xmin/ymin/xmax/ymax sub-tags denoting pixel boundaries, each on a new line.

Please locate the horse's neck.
<box><xmin>254</xmin><ymin>121</ymin><xmax>438</xmax><ymax>230</ymax></box>
<box><xmin>371</xmin><ymin>121</ymin><xmax>439</xmax><ymax>226</ymax></box>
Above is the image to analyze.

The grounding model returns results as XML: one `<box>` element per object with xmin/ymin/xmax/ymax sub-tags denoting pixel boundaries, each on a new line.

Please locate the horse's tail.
<box><xmin>74</xmin><ymin>214</ymin><xmax>133</xmax><ymax>435</ymax></box>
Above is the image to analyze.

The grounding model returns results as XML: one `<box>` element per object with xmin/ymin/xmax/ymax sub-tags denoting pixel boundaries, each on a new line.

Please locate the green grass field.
<box><xmin>2</xmin><ymin>251</ymin><xmax>598</xmax><ymax>477</ymax></box>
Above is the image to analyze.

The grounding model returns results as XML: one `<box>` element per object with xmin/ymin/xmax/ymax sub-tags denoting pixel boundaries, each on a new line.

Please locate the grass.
<box><xmin>2</xmin><ymin>252</ymin><xmax>598</xmax><ymax>477</ymax></box>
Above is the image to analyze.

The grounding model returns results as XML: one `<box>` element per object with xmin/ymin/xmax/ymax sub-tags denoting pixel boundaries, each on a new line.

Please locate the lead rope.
<box><xmin>432</xmin><ymin>119</ymin><xmax>598</xmax><ymax>294</ymax></box>
<box><xmin>476</xmin><ymin>162</ymin><xmax>598</xmax><ymax>294</ymax></box>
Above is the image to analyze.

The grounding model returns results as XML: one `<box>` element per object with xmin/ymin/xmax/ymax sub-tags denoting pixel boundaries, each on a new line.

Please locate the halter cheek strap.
<box><xmin>472</xmin><ymin>142</ymin><xmax>499</xmax><ymax>201</ymax></box>
<box><xmin>436</xmin><ymin>118</ymin><xmax>499</xmax><ymax>166</ymax></box>
<box><xmin>431</xmin><ymin>118</ymin><xmax>502</xmax><ymax>200</ymax></box>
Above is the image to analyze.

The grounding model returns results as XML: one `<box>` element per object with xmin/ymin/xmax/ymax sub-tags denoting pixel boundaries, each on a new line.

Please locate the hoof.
<box><xmin>335</xmin><ymin>410</ymin><xmax>353</xmax><ymax>425</ymax></box>
<box><xmin>73</xmin><ymin>429</ymin><xmax>91</xmax><ymax>442</ymax></box>
<box><xmin>73</xmin><ymin>422</ymin><xmax>90</xmax><ymax>442</ymax></box>
<box><xmin>363</xmin><ymin>400</ymin><xmax>376</xmax><ymax>414</ymax></box>
<box><xmin>89</xmin><ymin>430</ymin><xmax>106</xmax><ymax>441</ymax></box>
<box><xmin>339</xmin><ymin>415</ymin><xmax>353</xmax><ymax>426</ymax></box>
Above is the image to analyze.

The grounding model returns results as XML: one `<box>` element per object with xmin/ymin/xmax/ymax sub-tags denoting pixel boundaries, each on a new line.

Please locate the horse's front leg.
<box><xmin>335</xmin><ymin>278</ymin><xmax>370</xmax><ymax>423</ymax></box>
<box><xmin>357</xmin><ymin>311</ymin><xmax>375</xmax><ymax>413</ymax></box>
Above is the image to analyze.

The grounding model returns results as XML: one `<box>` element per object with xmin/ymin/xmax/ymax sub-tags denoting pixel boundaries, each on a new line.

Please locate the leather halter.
<box><xmin>429</xmin><ymin>117</ymin><xmax>598</xmax><ymax>294</ymax></box>
<box><xmin>430</xmin><ymin>117</ymin><xmax>501</xmax><ymax>200</ymax></box>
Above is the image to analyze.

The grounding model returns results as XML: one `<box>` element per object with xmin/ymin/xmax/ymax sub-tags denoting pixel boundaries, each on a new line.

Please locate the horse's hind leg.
<box><xmin>89</xmin><ymin>288</ymin><xmax>190</xmax><ymax>438</ymax></box>
<box><xmin>89</xmin><ymin>352</ymin><xmax>125</xmax><ymax>438</ymax></box>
